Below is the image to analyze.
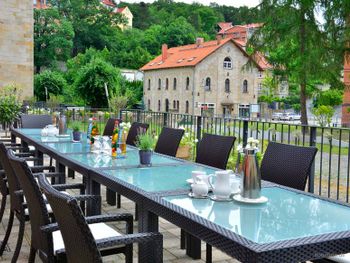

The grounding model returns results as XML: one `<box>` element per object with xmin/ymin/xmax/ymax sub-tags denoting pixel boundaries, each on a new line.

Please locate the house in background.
<box><xmin>141</xmin><ymin>37</ymin><xmax>265</xmax><ymax>118</ymax></box>
<box><xmin>100</xmin><ymin>0</ymin><xmax>133</xmax><ymax>30</ymax></box>
<box><xmin>217</xmin><ymin>22</ymin><xmax>289</xmax><ymax>100</ymax></box>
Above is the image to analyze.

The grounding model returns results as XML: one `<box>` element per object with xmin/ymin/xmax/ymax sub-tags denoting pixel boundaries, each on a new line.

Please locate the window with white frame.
<box><xmin>223</xmin><ymin>57</ymin><xmax>232</xmax><ymax>69</ymax></box>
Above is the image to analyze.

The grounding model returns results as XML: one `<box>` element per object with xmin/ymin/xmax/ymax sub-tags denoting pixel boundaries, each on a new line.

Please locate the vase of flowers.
<box><xmin>136</xmin><ymin>132</ymin><xmax>156</xmax><ymax>166</ymax></box>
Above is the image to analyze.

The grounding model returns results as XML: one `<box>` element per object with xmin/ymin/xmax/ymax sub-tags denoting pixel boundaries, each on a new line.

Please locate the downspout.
<box><xmin>192</xmin><ymin>67</ymin><xmax>196</xmax><ymax>115</ymax></box>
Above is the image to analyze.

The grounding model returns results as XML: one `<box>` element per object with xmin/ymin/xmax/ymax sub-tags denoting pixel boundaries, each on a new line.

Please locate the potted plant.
<box><xmin>176</xmin><ymin>128</ymin><xmax>198</xmax><ymax>160</ymax></box>
<box><xmin>135</xmin><ymin>132</ymin><xmax>156</xmax><ymax>165</ymax></box>
<box><xmin>71</xmin><ymin>121</ymin><xmax>81</xmax><ymax>142</ymax></box>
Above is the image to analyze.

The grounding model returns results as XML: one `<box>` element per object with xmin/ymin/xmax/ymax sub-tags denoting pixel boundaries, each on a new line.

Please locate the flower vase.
<box><xmin>241</xmin><ymin>148</ymin><xmax>261</xmax><ymax>199</ymax></box>
<box><xmin>139</xmin><ymin>150</ymin><xmax>152</xmax><ymax>165</ymax></box>
<box><xmin>121</xmin><ymin>131</ymin><xmax>127</xmax><ymax>155</ymax></box>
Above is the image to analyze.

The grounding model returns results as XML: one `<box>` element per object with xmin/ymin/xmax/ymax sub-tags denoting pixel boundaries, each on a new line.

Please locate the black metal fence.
<box><xmin>16</xmin><ymin>107</ymin><xmax>350</xmax><ymax>203</ymax></box>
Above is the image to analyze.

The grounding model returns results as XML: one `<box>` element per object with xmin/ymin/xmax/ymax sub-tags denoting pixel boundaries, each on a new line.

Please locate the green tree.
<box><xmin>0</xmin><ymin>85</ymin><xmax>22</xmax><ymax>128</ymax></box>
<box><xmin>312</xmin><ymin>105</ymin><xmax>335</xmax><ymax>127</ymax></box>
<box><xmin>314</xmin><ymin>89</ymin><xmax>343</xmax><ymax>107</ymax></box>
<box><xmin>74</xmin><ymin>58</ymin><xmax>123</xmax><ymax>108</ymax></box>
<box><xmin>164</xmin><ymin>17</ymin><xmax>196</xmax><ymax>47</ymax></box>
<box><xmin>34</xmin><ymin>70</ymin><xmax>67</xmax><ymax>101</ymax></box>
<box><xmin>34</xmin><ymin>8</ymin><xmax>74</xmax><ymax>73</ymax></box>
<box><xmin>249</xmin><ymin>0</ymin><xmax>344</xmax><ymax>125</ymax></box>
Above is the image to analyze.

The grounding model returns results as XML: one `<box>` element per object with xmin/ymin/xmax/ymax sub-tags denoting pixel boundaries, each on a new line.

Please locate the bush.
<box><xmin>34</xmin><ymin>70</ymin><xmax>67</xmax><ymax>101</ymax></box>
<box><xmin>74</xmin><ymin>58</ymin><xmax>123</xmax><ymax>108</ymax></box>
<box><xmin>0</xmin><ymin>85</ymin><xmax>22</xmax><ymax>127</ymax></box>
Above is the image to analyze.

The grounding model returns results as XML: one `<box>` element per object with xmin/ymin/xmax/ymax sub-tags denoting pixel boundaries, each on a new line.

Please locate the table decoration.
<box><xmin>135</xmin><ymin>132</ymin><xmax>156</xmax><ymax>166</ymax></box>
<box><xmin>71</xmin><ymin>121</ymin><xmax>81</xmax><ymax>142</ymax></box>
<box><xmin>120</xmin><ymin>122</ymin><xmax>131</xmax><ymax>156</ymax></box>
<box><xmin>111</xmin><ymin>120</ymin><xmax>120</xmax><ymax>157</ymax></box>
<box><xmin>58</xmin><ymin>112</ymin><xmax>67</xmax><ymax>135</ymax></box>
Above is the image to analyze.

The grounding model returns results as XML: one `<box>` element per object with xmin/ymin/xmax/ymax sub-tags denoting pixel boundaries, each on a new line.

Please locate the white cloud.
<box><xmin>122</xmin><ymin>0</ymin><xmax>260</xmax><ymax>8</ymax></box>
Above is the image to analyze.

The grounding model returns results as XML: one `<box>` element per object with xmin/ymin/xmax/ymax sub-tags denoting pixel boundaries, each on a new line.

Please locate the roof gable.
<box><xmin>140</xmin><ymin>38</ymin><xmax>264</xmax><ymax>71</ymax></box>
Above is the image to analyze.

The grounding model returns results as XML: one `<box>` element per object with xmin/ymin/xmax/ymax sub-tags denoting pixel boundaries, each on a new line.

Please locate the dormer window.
<box><xmin>223</xmin><ymin>57</ymin><xmax>232</xmax><ymax>69</ymax></box>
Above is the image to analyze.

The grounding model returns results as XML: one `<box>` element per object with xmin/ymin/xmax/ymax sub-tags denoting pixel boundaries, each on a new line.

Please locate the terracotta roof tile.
<box><xmin>141</xmin><ymin>38</ymin><xmax>264</xmax><ymax>71</ymax></box>
<box><xmin>116</xmin><ymin>7</ymin><xmax>126</xmax><ymax>13</ymax></box>
<box><xmin>101</xmin><ymin>0</ymin><xmax>116</xmax><ymax>7</ymax></box>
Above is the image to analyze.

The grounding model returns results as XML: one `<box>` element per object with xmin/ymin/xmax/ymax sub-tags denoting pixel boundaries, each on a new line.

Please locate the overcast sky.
<box><xmin>122</xmin><ymin>0</ymin><xmax>260</xmax><ymax>8</ymax></box>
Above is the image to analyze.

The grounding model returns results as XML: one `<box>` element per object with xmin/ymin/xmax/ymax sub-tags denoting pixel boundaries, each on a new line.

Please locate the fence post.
<box><xmin>243</xmin><ymin>120</ymin><xmax>249</xmax><ymax>147</ymax></box>
<box><xmin>308</xmin><ymin>126</ymin><xmax>317</xmax><ymax>193</ymax></box>
<box><xmin>163</xmin><ymin>112</ymin><xmax>168</xmax><ymax>127</ymax></box>
<box><xmin>196</xmin><ymin>115</ymin><xmax>202</xmax><ymax>142</ymax></box>
<box><xmin>136</xmin><ymin>110</ymin><xmax>141</xmax><ymax>123</ymax></box>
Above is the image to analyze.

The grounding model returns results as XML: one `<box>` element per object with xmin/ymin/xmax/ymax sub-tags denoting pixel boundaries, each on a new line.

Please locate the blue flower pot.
<box><xmin>139</xmin><ymin>150</ymin><xmax>152</xmax><ymax>165</ymax></box>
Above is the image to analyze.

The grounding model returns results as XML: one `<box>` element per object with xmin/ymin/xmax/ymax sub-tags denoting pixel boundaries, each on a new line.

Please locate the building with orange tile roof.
<box><xmin>141</xmin><ymin>37</ymin><xmax>265</xmax><ymax>117</ymax></box>
<box><xmin>33</xmin><ymin>0</ymin><xmax>49</xmax><ymax>9</ymax></box>
<box><xmin>100</xmin><ymin>0</ymin><xmax>133</xmax><ymax>30</ymax></box>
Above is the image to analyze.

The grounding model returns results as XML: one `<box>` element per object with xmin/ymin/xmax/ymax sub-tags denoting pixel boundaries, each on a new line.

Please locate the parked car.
<box><xmin>272</xmin><ymin>112</ymin><xmax>283</xmax><ymax>120</ymax></box>
<box><xmin>280</xmin><ymin>113</ymin><xmax>301</xmax><ymax>121</ymax></box>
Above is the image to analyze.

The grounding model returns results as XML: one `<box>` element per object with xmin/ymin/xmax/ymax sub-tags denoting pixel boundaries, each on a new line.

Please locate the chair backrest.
<box><xmin>38</xmin><ymin>175</ymin><xmax>102</xmax><ymax>263</ymax></box>
<box><xmin>260</xmin><ymin>142</ymin><xmax>318</xmax><ymax>191</ymax></box>
<box><xmin>21</xmin><ymin>114</ymin><xmax>52</xmax><ymax>128</ymax></box>
<box><xmin>154</xmin><ymin>127</ymin><xmax>184</xmax><ymax>157</ymax></box>
<box><xmin>126</xmin><ymin>122</ymin><xmax>149</xmax><ymax>146</ymax></box>
<box><xmin>103</xmin><ymin>118</ymin><xmax>121</xmax><ymax>136</ymax></box>
<box><xmin>195</xmin><ymin>133</ymin><xmax>236</xmax><ymax>169</ymax></box>
<box><xmin>0</xmin><ymin>143</ymin><xmax>22</xmax><ymax>211</ymax></box>
<box><xmin>7</xmin><ymin>151</ymin><xmax>53</xmax><ymax>256</ymax></box>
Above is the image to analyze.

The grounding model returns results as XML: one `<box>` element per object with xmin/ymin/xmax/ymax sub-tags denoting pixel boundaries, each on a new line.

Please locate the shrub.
<box><xmin>34</xmin><ymin>70</ymin><xmax>67</xmax><ymax>101</ymax></box>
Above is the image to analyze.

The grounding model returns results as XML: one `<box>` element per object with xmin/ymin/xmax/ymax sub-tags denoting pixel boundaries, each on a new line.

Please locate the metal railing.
<box><xmin>17</xmin><ymin>107</ymin><xmax>350</xmax><ymax>203</ymax></box>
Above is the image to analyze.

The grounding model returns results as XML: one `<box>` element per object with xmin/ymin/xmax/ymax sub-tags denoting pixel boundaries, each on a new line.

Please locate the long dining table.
<box><xmin>10</xmin><ymin>127</ymin><xmax>350</xmax><ymax>263</ymax></box>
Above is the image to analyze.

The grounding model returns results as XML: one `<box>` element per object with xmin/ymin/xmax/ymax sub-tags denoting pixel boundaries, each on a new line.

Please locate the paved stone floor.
<box><xmin>0</xmin><ymin>161</ymin><xmax>239</xmax><ymax>263</ymax></box>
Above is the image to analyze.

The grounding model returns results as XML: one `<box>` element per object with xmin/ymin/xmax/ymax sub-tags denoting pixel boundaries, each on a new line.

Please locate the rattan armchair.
<box><xmin>154</xmin><ymin>127</ymin><xmax>184</xmax><ymax>157</ymax></box>
<box><xmin>20</xmin><ymin>114</ymin><xmax>52</xmax><ymax>129</ymax></box>
<box><xmin>39</xmin><ymin>174</ymin><xmax>163</xmax><ymax>263</ymax></box>
<box><xmin>0</xmin><ymin>146</ymin><xmax>99</xmax><ymax>262</ymax></box>
<box><xmin>260</xmin><ymin>142</ymin><xmax>318</xmax><ymax>191</ymax></box>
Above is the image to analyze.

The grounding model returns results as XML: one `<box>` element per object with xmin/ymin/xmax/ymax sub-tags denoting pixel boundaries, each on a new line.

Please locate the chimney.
<box><xmin>216</xmin><ymin>35</ymin><xmax>222</xmax><ymax>45</ymax></box>
<box><xmin>196</xmin><ymin>37</ymin><xmax>204</xmax><ymax>47</ymax></box>
<box><xmin>162</xmin><ymin>44</ymin><xmax>168</xmax><ymax>61</ymax></box>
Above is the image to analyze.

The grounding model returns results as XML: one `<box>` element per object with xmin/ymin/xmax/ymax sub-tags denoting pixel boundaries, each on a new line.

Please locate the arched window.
<box><xmin>223</xmin><ymin>57</ymin><xmax>232</xmax><ymax>69</ymax></box>
<box><xmin>148</xmin><ymin>79</ymin><xmax>151</xmax><ymax>90</ymax></box>
<box><xmin>158</xmin><ymin>79</ymin><xmax>161</xmax><ymax>90</ymax></box>
<box><xmin>242</xmin><ymin>80</ymin><xmax>248</xmax><ymax>93</ymax></box>
<box><xmin>225</xmin><ymin>79</ymin><xmax>230</xmax><ymax>93</ymax></box>
<box><xmin>165</xmin><ymin>78</ymin><xmax>169</xmax><ymax>90</ymax></box>
<box><xmin>158</xmin><ymin>100</ymin><xmax>161</xmax><ymax>111</ymax></box>
<box><xmin>173</xmin><ymin>100</ymin><xmax>176</xmax><ymax>109</ymax></box>
<box><xmin>177</xmin><ymin>100</ymin><xmax>179</xmax><ymax>111</ymax></box>
<box><xmin>185</xmin><ymin>101</ymin><xmax>189</xmax><ymax>114</ymax></box>
<box><xmin>173</xmin><ymin>78</ymin><xmax>177</xmax><ymax>90</ymax></box>
<box><xmin>186</xmin><ymin>77</ymin><xmax>190</xmax><ymax>90</ymax></box>
<box><xmin>147</xmin><ymin>99</ymin><xmax>151</xmax><ymax>110</ymax></box>
<box><xmin>205</xmin><ymin>77</ymin><xmax>211</xmax><ymax>91</ymax></box>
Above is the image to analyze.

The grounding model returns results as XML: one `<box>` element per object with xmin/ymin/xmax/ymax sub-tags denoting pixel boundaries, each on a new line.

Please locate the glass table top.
<box><xmin>17</xmin><ymin>128</ymin><xmax>42</xmax><ymax>135</ymax></box>
<box><xmin>163</xmin><ymin>187</ymin><xmax>350</xmax><ymax>244</ymax></box>
<box><xmin>69</xmin><ymin>150</ymin><xmax>184</xmax><ymax>168</ymax></box>
<box><xmin>103</xmin><ymin>164</ymin><xmax>218</xmax><ymax>192</ymax></box>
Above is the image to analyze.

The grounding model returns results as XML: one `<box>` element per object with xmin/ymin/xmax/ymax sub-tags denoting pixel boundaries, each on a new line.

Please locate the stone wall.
<box><xmin>0</xmin><ymin>0</ymin><xmax>34</xmax><ymax>99</ymax></box>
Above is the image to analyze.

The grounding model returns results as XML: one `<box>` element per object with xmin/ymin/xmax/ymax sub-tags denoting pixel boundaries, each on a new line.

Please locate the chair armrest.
<box><xmin>52</xmin><ymin>183</ymin><xmax>85</xmax><ymax>191</ymax></box>
<box><xmin>96</xmin><ymin>232</ymin><xmax>163</xmax><ymax>249</ymax></box>
<box><xmin>86</xmin><ymin>213</ymin><xmax>133</xmax><ymax>224</ymax></box>
<box><xmin>15</xmin><ymin>152</ymin><xmax>35</xmax><ymax>157</ymax></box>
<box><xmin>33</xmin><ymin>172</ymin><xmax>65</xmax><ymax>178</ymax></box>
<box><xmin>30</xmin><ymin>165</ymin><xmax>56</xmax><ymax>173</ymax></box>
<box><xmin>40</xmin><ymin>222</ymin><xmax>59</xmax><ymax>233</ymax></box>
<box><xmin>14</xmin><ymin>190</ymin><xmax>24</xmax><ymax>198</ymax></box>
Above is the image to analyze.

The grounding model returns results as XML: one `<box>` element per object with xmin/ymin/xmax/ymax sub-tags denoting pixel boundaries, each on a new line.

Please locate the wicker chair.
<box><xmin>20</xmin><ymin>114</ymin><xmax>52</xmax><ymax>129</ymax></box>
<box><xmin>260</xmin><ymin>142</ymin><xmax>318</xmax><ymax>191</ymax></box>
<box><xmin>126</xmin><ymin>122</ymin><xmax>149</xmax><ymax>146</ymax></box>
<box><xmin>0</xmin><ymin>145</ymin><xmax>97</xmax><ymax>262</ymax></box>
<box><xmin>108</xmin><ymin>122</ymin><xmax>149</xmax><ymax>208</ymax></box>
<box><xmin>39</xmin><ymin>174</ymin><xmax>163</xmax><ymax>263</ymax></box>
<box><xmin>103</xmin><ymin>118</ymin><xmax>121</xmax><ymax>136</ymax></box>
<box><xmin>195</xmin><ymin>133</ymin><xmax>236</xmax><ymax>169</ymax></box>
<box><xmin>182</xmin><ymin>133</ymin><xmax>236</xmax><ymax>262</ymax></box>
<box><xmin>154</xmin><ymin>127</ymin><xmax>184</xmax><ymax>157</ymax></box>
<box><xmin>0</xmin><ymin>164</ymin><xmax>8</xmax><ymax>223</ymax></box>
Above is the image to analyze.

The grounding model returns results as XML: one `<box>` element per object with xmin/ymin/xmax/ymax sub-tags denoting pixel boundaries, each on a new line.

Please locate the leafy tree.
<box><xmin>312</xmin><ymin>105</ymin><xmax>335</xmax><ymax>127</ymax></box>
<box><xmin>164</xmin><ymin>17</ymin><xmax>196</xmax><ymax>47</ymax></box>
<box><xmin>314</xmin><ymin>89</ymin><xmax>343</xmax><ymax>107</ymax></box>
<box><xmin>74</xmin><ymin>58</ymin><xmax>123</xmax><ymax>108</ymax></box>
<box><xmin>34</xmin><ymin>71</ymin><xmax>67</xmax><ymax>101</ymax></box>
<box><xmin>49</xmin><ymin>0</ymin><xmax>125</xmax><ymax>55</ymax></box>
<box><xmin>258</xmin><ymin>73</ymin><xmax>280</xmax><ymax>104</ymax></box>
<box><xmin>34</xmin><ymin>8</ymin><xmax>74</xmax><ymax>73</ymax></box>
<box><xmin>248</xmin><ymin>0</ymin><xmax>344</xmax><ymax>125</ymax></box>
